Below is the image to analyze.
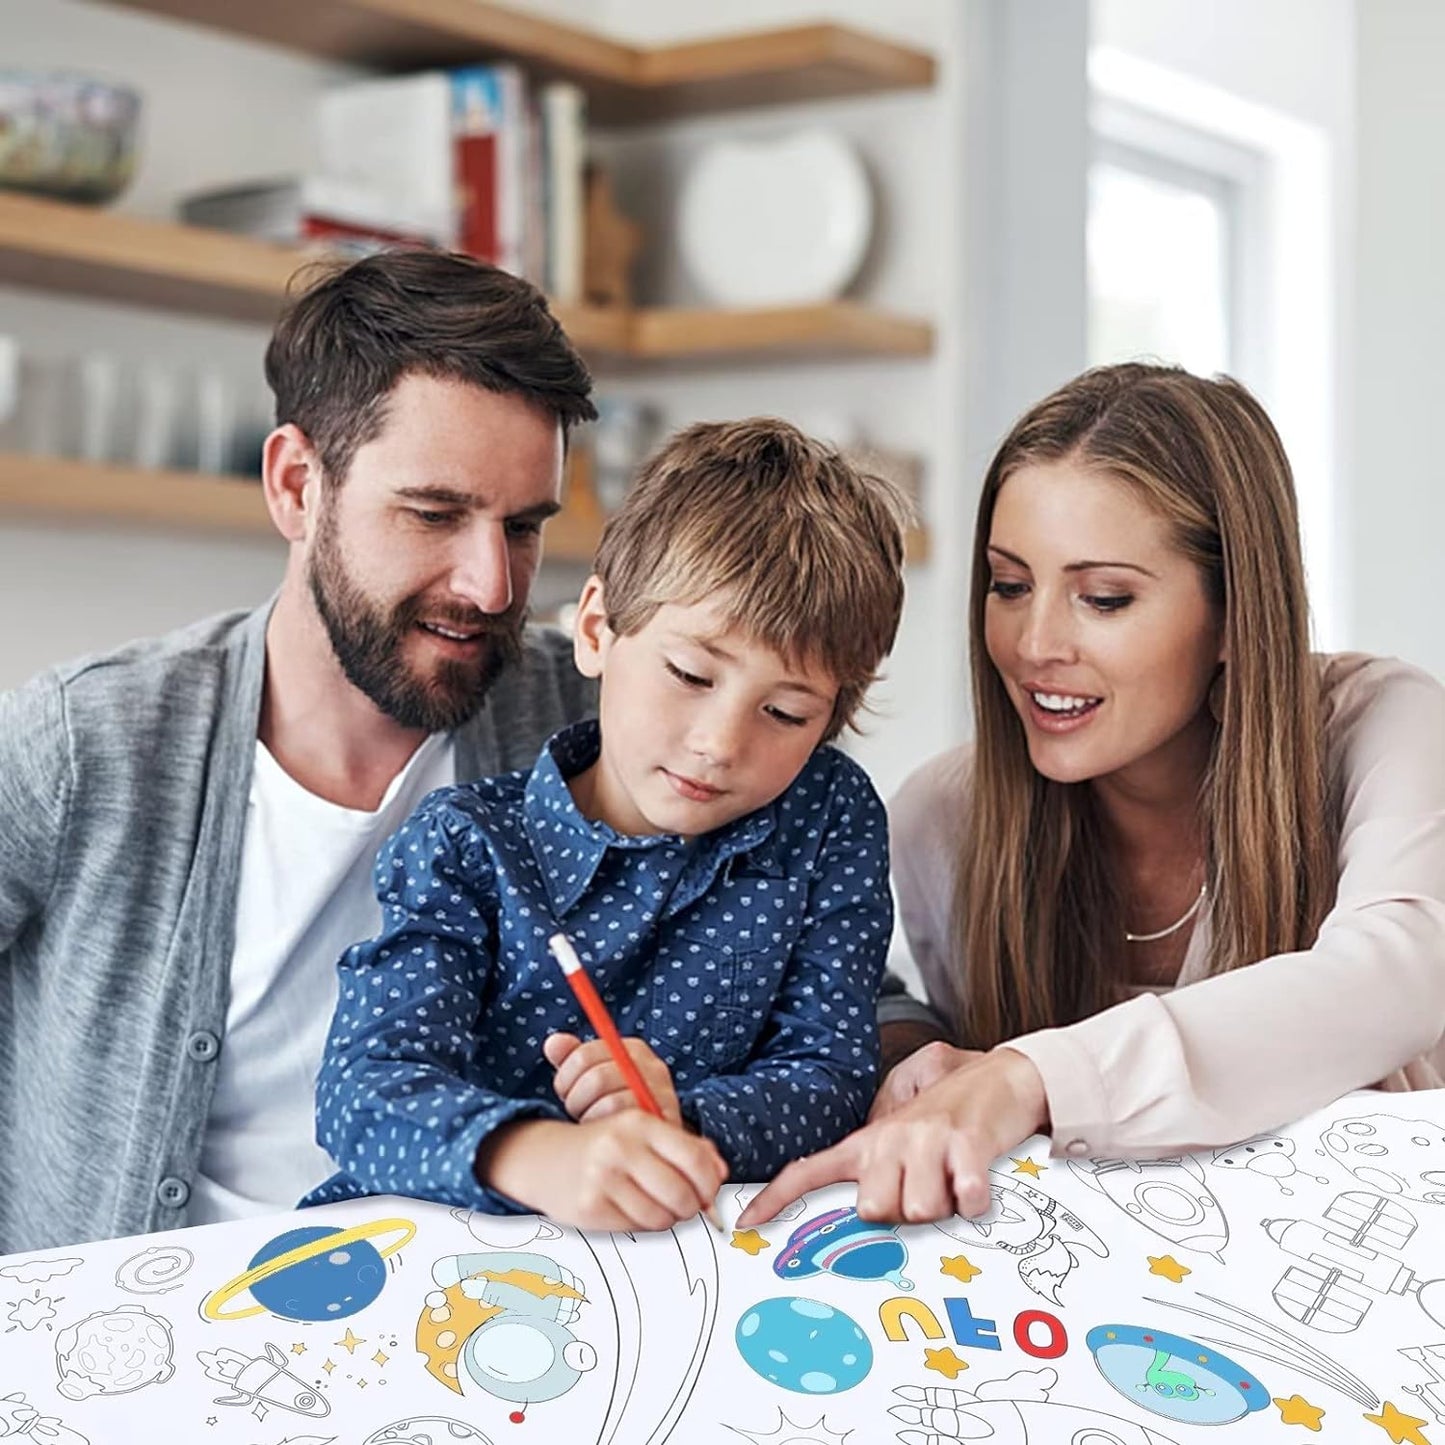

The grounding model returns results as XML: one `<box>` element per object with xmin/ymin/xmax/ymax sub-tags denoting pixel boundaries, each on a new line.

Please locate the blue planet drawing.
<box><xmin>774</xmin><ymin>1207</ymin><xmax>913</xmax><ymax>1290</ymax></box>
<box><xmin>1086</xmin><ymin>1324</ymin><xmax>1270</xmax><ymax>1425</ymax></box>
<box><xmin>202</xmin><ymin>1217</ymin><xmax>415</xmax><ymax>1323</ymax></box>
<box><xmin>735</xmin><ymin>1296</ymin><xmax>873</xmax><ymax>1394</ymax></box>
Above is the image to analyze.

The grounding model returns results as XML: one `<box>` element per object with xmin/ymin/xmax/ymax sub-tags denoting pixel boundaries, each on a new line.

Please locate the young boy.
<box><xmin>306</xmin><ymin>418</ymin><xmax>910</xmax><ymax>1232</ymax></box>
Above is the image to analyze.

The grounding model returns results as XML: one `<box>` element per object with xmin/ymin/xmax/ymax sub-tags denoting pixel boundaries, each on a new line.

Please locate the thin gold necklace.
<box><xmin>1124</xmin><ymin>880</ymin><xmax>1208</xmax><ymax>944</ymax></box>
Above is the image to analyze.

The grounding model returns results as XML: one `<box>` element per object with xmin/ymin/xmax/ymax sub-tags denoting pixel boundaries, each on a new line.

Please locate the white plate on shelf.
<box><xmin>675</xmin><ymin>130</ymin><xmax>874</xmax><ymax>308</ymax></box>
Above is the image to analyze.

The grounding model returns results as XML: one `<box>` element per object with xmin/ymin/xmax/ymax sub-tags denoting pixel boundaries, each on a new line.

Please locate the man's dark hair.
<box><xmin>265</xmin><ymin>249</ymin><xmax>597</xmax><ymax>483</ymax></box>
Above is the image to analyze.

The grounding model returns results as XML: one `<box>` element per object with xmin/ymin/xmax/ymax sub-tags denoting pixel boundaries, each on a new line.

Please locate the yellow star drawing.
<box><xmin>322</xmin><ymin>1359</ymin><xmax>336</xmax><ymax>1375</ymax></box>
<box><xmin>923</xmin><ymin>1347</ymin><xmax>969</xmax><ymax>1380</ymax></box>
<box><xmin>335</xmin><ymin>1327</ymin><xmax>364</xmax><ymax>1355</ymax></box>
<box><xmin>731</xmin><ymin>1228</ymin><xmax>770</xmax><ymax>1256</ymax></box>
<box><xmin>1363</xmin><ymin>1401</ymin><xmax>1433</xmax><ymax>1444</ymax></box>
<box><xmin>1146</xmin><ymin>1254</ymin><xmax>1191</xmax><ymax>1283</ymax></box>
<box><xmin>372</xmin><ymin>1349</ymin><xmax>390</xmax><ymax>1368</ymax></box>
<box><xmin>1011</xmin><ymin>1157</ymin><xmax>1045</xmax><ymax>1178</ymax></box>
<box><xmin>290</xmin><ymin>1341</ymin><xmax>306</xmax><ymax>1355</ymax></box>
<box><xmin>1273</xmin><ymin>1394</ymin><xmax>1326</xmax><ymax>1432</ymax></box>
<box><xmin>940</xmin><ymin>1254</ymin><xmax>982</xmax><ymax>1284</ymax></box>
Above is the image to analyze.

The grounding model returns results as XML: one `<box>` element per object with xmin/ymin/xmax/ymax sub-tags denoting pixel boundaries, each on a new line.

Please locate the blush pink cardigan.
<box><xmin>889</xmin><ymin>654</ymin><xmax>1445</xmax><ymax>1158</ymax></box>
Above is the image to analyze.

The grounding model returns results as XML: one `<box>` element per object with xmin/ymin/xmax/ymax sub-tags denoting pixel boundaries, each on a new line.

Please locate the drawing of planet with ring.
<box><xmin>202</xmin><ymin>1217</ymin><xmax>416</xmax><ymax>1323</ymax></box>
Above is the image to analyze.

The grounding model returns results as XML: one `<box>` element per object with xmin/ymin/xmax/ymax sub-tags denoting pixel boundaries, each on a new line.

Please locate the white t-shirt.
<box><xmin>186</xmin><ymin>733</ymin><xmax>456</xmax><ymax>1226</ymax></box>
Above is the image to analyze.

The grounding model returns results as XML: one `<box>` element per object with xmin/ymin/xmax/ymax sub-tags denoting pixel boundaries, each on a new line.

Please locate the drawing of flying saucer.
<box><xmin>1086</xmin><ymin>1324</ymin><xmax>1270</xmax><ymax>1425</ymax></box>
<box><xmin>773</xmin><ymin>1207</ymin><xmax>913</xmax><ymax>1289</ymax></box>
<box><xmin>202</xmin><ymin>1217</ymin><xmax>415</xmax><ymax>1323</ymax></box>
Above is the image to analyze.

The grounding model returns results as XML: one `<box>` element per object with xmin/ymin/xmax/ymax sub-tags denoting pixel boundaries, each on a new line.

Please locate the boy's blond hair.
<box><xmin>592</xmin><ymin>418</ymin><xmax>911</xmax><ymax>741</ymax></box>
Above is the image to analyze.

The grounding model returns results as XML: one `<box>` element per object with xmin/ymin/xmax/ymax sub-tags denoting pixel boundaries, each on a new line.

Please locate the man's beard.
<box><xmin>307</xmin><ymin>507</ymin><xmax>525</xmax><ymax>732</ymax></box>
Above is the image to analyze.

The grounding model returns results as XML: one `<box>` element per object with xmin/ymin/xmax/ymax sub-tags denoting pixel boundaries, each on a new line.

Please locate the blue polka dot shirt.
<box><xmin>305</xmin><ymin>720</ymin><xmax>891</xmax><ymax>1212</ymax></box>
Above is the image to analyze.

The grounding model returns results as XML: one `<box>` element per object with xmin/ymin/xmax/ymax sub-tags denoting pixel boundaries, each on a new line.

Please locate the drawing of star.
<box><xmin>1273</xmin><ymin>1394</ymin><xmax>1326</xmax><ymax>1431</ymax></box>
<box><xmin>336</xmin><ymin>1327</ymin><xmax>364</xmax><ymax>1354</ymax></box>
<box><xmin>923</xmin><ymin>1347</ymin><xmax>969</xmax><ymax>1379</ymax></box>
<box><xmin>372</xmin><ymin>1348</ymin><xmax>389</xmax><ymax>1367</ymax></box>
<box><xmin>322</xmin><ymin>1358</ymin><xmax>336</xmax><ymax>1374</ymax></box>
<box><xmin>1363</xmin><ymin>1401</ymin><xmax>1433</xmax><ymax>1444</ymax></box>
<box><xmin>939</xmin><ymin>1254</ymin><xmax>981</xmax><ymax>1284</ymax></box>
<box><xmin>1146</xmin><ymin>1254</ymin><xmax>1191</xmax><ymax>1283</ymax></box>
<box><xmin>731</xmin><ymin>1228</ymin><xmax>770</xmax><ymax>1255</ymax></box>
<box><xmin>1011</xmin><ymin>1157</ymin><xmax>1045</xmax><ymax>1178</ymax></box>
<box><xmin>205</xmin><ymin>1417</ymin><xmax>216</xmax><ymax>1426</ymax></box>
<box><xmin>290</xmin><ymin>1341</ymin><xmax>306</xmax><ymax>1355</ymax></box>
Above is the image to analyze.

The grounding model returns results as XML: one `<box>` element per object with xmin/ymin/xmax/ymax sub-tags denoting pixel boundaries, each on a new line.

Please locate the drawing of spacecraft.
<box><xmin>198</xmin><ymin>1343</ymin><xmax>331</xmax><ymax>1420</ymax></box>
<box><xmin>1068</xmin><ymin>1154</ymin><xmax>1229</xmax><ymax>1260</ymax></box>
<box><xmin>888</xmin><ymin>1376</ymin><xmax>1181</xmax><ymax>1444</ymax></box>
<box><xmin>774</xmin><ymin>1207</ymin><xmax>914</xmax><ymax>1289</ymax></box>
<box><xmin>1264</xmin><ymin>1190</ymin><xmax>1445</xmax><ymax>1333</ymax></box>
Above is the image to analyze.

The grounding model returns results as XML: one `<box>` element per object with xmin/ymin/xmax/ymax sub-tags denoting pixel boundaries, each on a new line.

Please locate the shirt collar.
<box><xmin>523</xmin><ymin>720</ymin><xmax>784</xmax><ymax>920</ymax></box>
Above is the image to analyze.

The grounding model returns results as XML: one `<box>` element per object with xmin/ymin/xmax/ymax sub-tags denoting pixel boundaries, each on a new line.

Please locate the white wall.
<box><xmin>1351</xmin><ymin>0</ymin><xmax>1445</xmax><ymax>676</ymax></box>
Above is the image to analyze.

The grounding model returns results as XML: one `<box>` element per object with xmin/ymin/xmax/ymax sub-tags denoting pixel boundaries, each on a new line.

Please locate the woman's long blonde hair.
<box><xmin>953</xmin><ymin>364</ymin><xmax>1336</xmax><ymax>1048</ymax></box>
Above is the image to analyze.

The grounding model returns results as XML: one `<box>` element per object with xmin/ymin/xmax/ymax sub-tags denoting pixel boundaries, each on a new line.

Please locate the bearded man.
<box><xmin>0</xmin><ymin>251</ymin><xmax>597</xmax><ymax>1250</ymax></box>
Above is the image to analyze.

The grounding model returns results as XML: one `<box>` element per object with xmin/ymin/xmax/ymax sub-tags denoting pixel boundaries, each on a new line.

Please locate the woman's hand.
<box><xmin>545</xmin><ymin>1031</ymin><xmax>682</xmax><ymax>1126</ymax></box>
<box><xmin>738</xmin><ymin>1047</ymin><xmax>1050</xmax><ymax>1227</ymax></box>
<box><xmin>869</xmin><ymin>1040</ymin><xmax>984</xmax><ymax>1120</ymax></box>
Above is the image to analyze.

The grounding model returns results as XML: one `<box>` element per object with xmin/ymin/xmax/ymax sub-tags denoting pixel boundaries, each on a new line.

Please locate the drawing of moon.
<box><xmin>1086</xmin><ymin>1324</ymin><xmax>1270</xmax><ymax>1425</ymax></box>
<box><xmin>202</xmin><ymin>1217</ymin><xmax>415</xmax><ymax>1322</ymax></box>
<box><xmin>363</xmin><ymin>1420</ymin><xmax>495</xmax><ymax>1444</ymax></box>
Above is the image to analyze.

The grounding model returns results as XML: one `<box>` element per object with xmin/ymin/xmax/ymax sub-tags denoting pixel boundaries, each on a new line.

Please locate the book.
<box><xmin>541</xmin><ymin>81</ymin><xmax>586</xmax><ymax>303</ymax></box>
<box><xmin>315</xmin><ymin>71</ymin><xmax>456</xmax><ymax>248</ymax></box>
<box><xmin>179</xmin><ymin>175</ymin><xmax>446</xmax><ymax>248</ymax></box>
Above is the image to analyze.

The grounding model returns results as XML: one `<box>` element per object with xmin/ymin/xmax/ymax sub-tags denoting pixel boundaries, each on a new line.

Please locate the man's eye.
<box><xmin>505</xmin><ymin>518</ymin><xmax>545</xmax><ymax>539</ymax></box>
<box><xmin>665</xmin><ymin>661</ymin><xmax>709</xmax><ymax>688</ymax></box>
<box><xmin>408</xmin><ymin>508</ymin><xmax>457</xmax><ymax>527</ymax></box>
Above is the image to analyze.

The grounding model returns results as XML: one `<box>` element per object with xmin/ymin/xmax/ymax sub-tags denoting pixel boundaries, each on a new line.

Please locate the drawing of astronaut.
<box><xmin>416</xmin><ymin>1250</ymin><xmax>597</xmax><ymax>1408</ymax></box>
<box><xmin>932</xmin><ymin>1173</ymin><xmax>1108</xmax><ymax>1304</ymax></box>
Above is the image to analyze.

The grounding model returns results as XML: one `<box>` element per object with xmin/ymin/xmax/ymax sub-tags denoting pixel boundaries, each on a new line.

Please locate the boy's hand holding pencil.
<box><xmin>545</xmin><ymin>1031</ymin><xmax>681</xmax><ymax>1125</ymax></box>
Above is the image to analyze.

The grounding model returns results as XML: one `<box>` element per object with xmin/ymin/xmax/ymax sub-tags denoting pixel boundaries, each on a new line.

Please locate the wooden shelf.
<box><xmin>0</xmin><ymin>194</ymin><xmax>933</xmax><ymax>359</ymax></box>
<box><xmin>0</xmin><ymin>451</ymin><xmax>929</xmax><ymax>562</ymax></box>
<box><xmin>99</xmin><ymin>1</ymin><xmax>935</xmax><ymax>124</ymax></box>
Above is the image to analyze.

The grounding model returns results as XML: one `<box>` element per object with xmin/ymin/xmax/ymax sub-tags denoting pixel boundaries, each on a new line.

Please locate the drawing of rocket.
<box><xmin>198</xmin><ymin>1343</ymin><xmax>331</xmax><ymax>1420</ymax></box>
<box><xmin>1069</xmin><ymin>1155</ymin><xmax>1229</xmax><ymax>1259</ymax></box>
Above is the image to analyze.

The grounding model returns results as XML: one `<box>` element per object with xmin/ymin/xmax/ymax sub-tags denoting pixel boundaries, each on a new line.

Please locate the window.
<box><xmin>1088</xmin><ymin>141</ymin><xmax>1236</xmax><ymax>375</ymax></box>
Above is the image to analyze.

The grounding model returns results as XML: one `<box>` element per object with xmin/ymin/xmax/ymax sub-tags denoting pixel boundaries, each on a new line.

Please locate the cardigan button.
<box><xmin>1064</xmin><ymin>1138</ymin><xmax>1090</xmax><ymax>1157</ymax></box>
<box><xmin>156</xmin><ymin>1176</ymin><xmax>190</xmax><ymax>1209</ymax></box>
<box><xmin>186</xmin><ymin>1030</ymin><xmax>220</xmax><ymax>1062</ymax></box>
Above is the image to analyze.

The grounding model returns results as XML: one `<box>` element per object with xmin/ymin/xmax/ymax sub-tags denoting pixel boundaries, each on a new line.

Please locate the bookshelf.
<box><xmin>0</xmin><ymin>452</ymin><xmax>931</xmax><ymax>563</ymax></box>
<box><xmin>99</xmin><ymin>1</ymin><xmax>936</xmax><ymax>123</ymax></box>
<box><xmin>3</xmin><ymin>4</ymin><xmax>938</xmax><ymax>552</ymax></box>
<box><xmin>0</xmin><ymin>193</ymin><xmax>934</xmax><ymax>359</ymax></box>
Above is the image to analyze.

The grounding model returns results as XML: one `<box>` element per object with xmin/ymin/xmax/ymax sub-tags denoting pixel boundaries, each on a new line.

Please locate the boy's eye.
<box><xmin>665</xmin><ymin>660</ymin><xmax>710</xmax><ymax>688</ymax></box>
<box><xmin>988</xmin><ymin>579</ymin><xmax>1028</xmax><ymax>600</ymax></box>
<box><xmin>1085</xmin><ymin>594</ymin><xmax>1133</xmax><ymax>613</ymax></box>
<box><xmin>765</xmin><ymin>705</ymin><xmax>810</xmax><ymax>728</ymax></box>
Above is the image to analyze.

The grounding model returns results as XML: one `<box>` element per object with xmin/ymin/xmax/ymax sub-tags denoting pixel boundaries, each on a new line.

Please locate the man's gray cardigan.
<box><xmin>0</xmin><ymin>603</ymin><xmax>595</xmax><ymax>1252</ymax></box>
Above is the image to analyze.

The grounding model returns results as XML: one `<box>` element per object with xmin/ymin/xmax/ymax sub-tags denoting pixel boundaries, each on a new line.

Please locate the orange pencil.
<box><xmin>547</xmin><ymin>931</ymin><xmax>724</xmax><ymax>1232</ymax></box>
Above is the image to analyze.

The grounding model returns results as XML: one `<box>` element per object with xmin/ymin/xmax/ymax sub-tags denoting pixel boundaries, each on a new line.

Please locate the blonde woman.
<box><xmin>743</xmin><ymin>362</ymin><xmax>1445</xmax><ymax>1227</ymax></box>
